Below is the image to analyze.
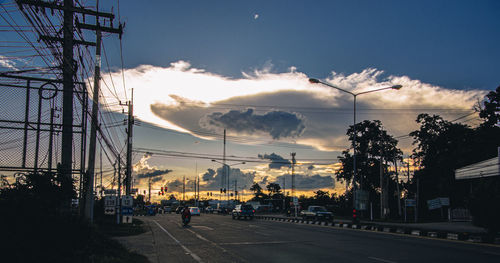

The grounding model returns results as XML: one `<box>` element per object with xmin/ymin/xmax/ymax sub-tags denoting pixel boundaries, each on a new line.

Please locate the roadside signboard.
<box><xmin>439</xmin><ymin>197</ymin><xmax>450</xmax><ymax>206</ymax></box>
<box><xmin>104</xmin><ymin>196</ymin><xmax>117</xmax><ymax>207</ymax></box>
<box><xmin>427</xmin><ymin>198</ymin><xmax>441</xmax><ymax>210</ymax></box>
<box><xmin>405</xmin><ymin>199</ymin><xmax>416</xmax><ymax>207</ymax></box>
<box><xmin>121</xmin><ymin>207</ymin><xmax>134</xmax><ymax>216</ymax></box>
<box><xmin>292</xmin><ymin>197</ymin><xmax>298</xmax><ymax>206</ymax></box>
<box><xmin>104</xmin><ymin>207</ymin><xmax>116</xmax><ymax>215</ymax></box>
<box><xmin>427</xmin><ymin>197</ymin><xmax>449</xmax><ymax>210</ymax></box>
<box><xmin>355</xmin><ymin>190</ymin><xmax>369</xmax><ymax>210</ymax></box>
<box><xmin>104</xmin><ymin>189</ymin><xmax>117</xmax><ymax>196</ymax></box>
<box><xmin>121</xmin><ymin>195</ymin><xmax>133</xmax><ymax>207</ymax></box>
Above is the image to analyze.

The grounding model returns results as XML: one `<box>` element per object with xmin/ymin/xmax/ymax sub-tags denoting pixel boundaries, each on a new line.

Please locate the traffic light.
<box><xmin>235</xmin><ymin>191</ymin><xmax>238</xmax><ymax>196</ymax></box>
<box><xmin>352</xmin><ymin>209</ymin><xmax>358</xmax><ymax>222</ymax></box>
<box><xmin>161</xmin><ymin>187</ymin><xmax>164</xmax><ymax>192</ymax></box>
<box><xmin>210</xmin><ymin>192</ymin><xmax>212</xmax><ymax>196</ymax></box>
<box><xmin>220</xmin><ymin>188</ymin><xmax>223</xmax><ymax>193</ymax></box>
<box><xmin>230</xmin><ymin>193</ymin><xmax>233</xmax><ymax>197</ymax></box>
<box><xmin>223</xmin><ymin>188</ymin><xmax>226</xmax><ymax>193</ymax></box>
<box><xmin>158</xmin><ymin>192</ymin><xmax>161</xmax><ymax>196</ymax></box>
<box><xmin>207</xmin><ymin>192</ymin><xmax>210</xmax><ymax>196</ymax></box>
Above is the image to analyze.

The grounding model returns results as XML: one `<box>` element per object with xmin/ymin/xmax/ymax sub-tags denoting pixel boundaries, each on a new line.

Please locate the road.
<box><xmin>140</xmin><ymin>213</ymin><xmax>500</xmax><ymax>263</ymax></box>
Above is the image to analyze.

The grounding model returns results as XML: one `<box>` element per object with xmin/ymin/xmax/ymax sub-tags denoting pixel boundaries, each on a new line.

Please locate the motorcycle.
<box><xmin>181</xmin><ymin>213</ymin><xmax>191</xmax><ymax>226</ymax></box>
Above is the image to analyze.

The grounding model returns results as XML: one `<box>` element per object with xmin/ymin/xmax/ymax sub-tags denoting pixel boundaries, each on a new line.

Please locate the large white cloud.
<box><xmin>101</xmin><ymin>61</ymin><xmax>487</xmax><ymax>152</ymax></box>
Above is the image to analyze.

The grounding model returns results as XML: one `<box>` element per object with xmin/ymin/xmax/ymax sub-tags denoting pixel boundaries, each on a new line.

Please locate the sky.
<box><xmin>1</xmin><ymin>0</ymin><xmax>499</xmax><ymax>201</ymax></box>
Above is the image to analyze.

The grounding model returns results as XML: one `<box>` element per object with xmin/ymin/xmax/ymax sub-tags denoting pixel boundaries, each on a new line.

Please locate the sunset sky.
<box><xmin>2</xmin><ymin>0</ymin><xmax>499</xmax><ymax>201</ymax></box>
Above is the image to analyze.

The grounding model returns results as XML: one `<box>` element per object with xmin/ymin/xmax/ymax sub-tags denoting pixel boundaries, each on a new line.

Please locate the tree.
<box><xmin>250</xmin><ymin>182</ymin><xmax>263</xmax><ymax>194</ymax></box>
<box><xmin>266</xmin><ymin>183</ymin><xmax>281</xmax><ymax>195</ymax></box>
<box><xmin>336</xmin><ymin>120</ymin><xmax>402</xmax><ymax>217</ymax></box>
<box><xmin>249</xmin><ymin>183</ymin><xmax>268</xmax><ymax>202</ymax></box>
<box><xmin>478</xmin><ymin>86</ymin><xmax>500</xmax><ymax>128</ymax></box>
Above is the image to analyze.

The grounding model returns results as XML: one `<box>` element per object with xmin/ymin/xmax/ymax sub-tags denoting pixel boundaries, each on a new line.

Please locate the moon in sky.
<box><xmin>254</xmin><ymin>13</ymin><xmax>259</xmax><ymax>20</ymax></box>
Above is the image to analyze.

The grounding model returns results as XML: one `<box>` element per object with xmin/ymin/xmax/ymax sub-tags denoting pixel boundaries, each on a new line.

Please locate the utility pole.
<box><xmin>291</xmin><ymin>152</ymin><xmax>296</xmax><ymax>217</ymax></box>
<box><xmin>83</xmin><ymin>2</ymin><xmax>102</xmax><ymax>222</ymax></box>
<box><xmin>183</xmin><ymin>175</ymin><xmax>186</xmax><ymax>202</ymax></box>
<box><xmin>20</xmin><ymin>0</ymin><xmax>122</xmax><ymax>216</ymax></box>
<box><xmin>60</xmin><ymin>0</ymin><xmax>75</xmax><ymax>200</ymax></box>
<box><xmin>148</xmin><ymin>175</ymin><xmax>152</xmax><ymax>203</ymax></box>
<box><xmin>223</xmin><ymin>129</ymin><xmax>227</xmax><ymax>203</ymax></box>
<box><xmin>395</xmin><ymin>159</ymin><xmax>401</xmax><ymax>217</ymax></box>
<box><xmin>125</xmin><ymin>92</ymin><xmax>134</xmax><ymax>195</ymax></box>
<box><xmin>48</xmin><ymin>108</ymin><xmax>55</xmax><ymax>173</ymax></box>
<box><xmin>117</xmin><ymin>155</ymin><xmax>121</xmax><ymax>224</ymax></box>
<box><xmin>380</xmin><ymin>157</ymin><xmax>384</xmax><ymax>219</ymax></box>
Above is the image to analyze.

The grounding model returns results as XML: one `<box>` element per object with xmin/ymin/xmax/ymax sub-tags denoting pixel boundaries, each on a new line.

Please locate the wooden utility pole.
<box><xmin>291</xmin><ymin>152</ymin><xmax>296</xmax><ymax>217</ymax></box>
<box><xmin>18</xmin><ymin>0</ymin><xmax>122</xmax><ymax>217</ymax></box>
<box><xmin>125</xmin><ymin>94</ymin><xmax>134</xmax><ymax>195</ymax></box>
<box><xmin>84</xmin><ymin>1</ymin><xmax>102</xmax><ymax>222</ymax></box>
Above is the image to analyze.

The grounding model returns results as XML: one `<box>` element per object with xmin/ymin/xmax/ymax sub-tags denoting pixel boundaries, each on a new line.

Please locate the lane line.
<box><xmin>153</xmin><ymin>220</ymin><xmax>203</xmax><ymax>263</ymax></box>
<box><xmin>368</xmin><ymin>256</ymin><xmax>398</xmax><ymax>263</ymax></box>
<box><xmin>180</xmin><ymin>224</ymin><xmax>228</xmax><ymax>253</ymax></box>
<box><xmin>219</xmin><ymin>241</ymin><xmax>294</xmax><ymax>246</ymax></box>
<box><xmin>191</xmin><ymin>225</ymin><xmax>214</xmax><ymax>231</ymax></box>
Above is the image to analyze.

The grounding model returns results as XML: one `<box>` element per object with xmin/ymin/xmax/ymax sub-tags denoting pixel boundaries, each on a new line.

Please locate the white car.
<box><xmin>189</xmin><ymin>207</ymin><xmax>201</xmax><ymax>216</ymax></box>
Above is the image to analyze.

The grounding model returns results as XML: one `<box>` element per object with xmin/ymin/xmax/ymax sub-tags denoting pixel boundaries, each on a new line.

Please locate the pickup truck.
<box><xmin>300</xmin><ymin>206</ymin><xmax>333</xmax><ymax>221</ymax></box>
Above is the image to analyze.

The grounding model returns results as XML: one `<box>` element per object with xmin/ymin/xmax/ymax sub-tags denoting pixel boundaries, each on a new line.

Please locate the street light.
<box><xmin>211</xmin><ymin>160</ymin><xmax>246</xmax><ymax>203</ymax></box>
<box><xmin>308</xmin><ymin>78</ymin><xmax>402</xmax><ymax>213</ymax></box>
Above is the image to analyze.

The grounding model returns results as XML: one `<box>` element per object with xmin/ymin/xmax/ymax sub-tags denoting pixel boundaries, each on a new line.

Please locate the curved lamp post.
<box><xmin>308</xmin><ymin>78</ymin><xmax>402</xmax><ymax>213</ymax></box>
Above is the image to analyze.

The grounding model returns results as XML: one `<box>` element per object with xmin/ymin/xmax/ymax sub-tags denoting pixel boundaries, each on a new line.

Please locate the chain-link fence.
<box><xmin>0</xmin><ymin>77</ymin><xmax>87</xmax><ymax>176</ymax></box>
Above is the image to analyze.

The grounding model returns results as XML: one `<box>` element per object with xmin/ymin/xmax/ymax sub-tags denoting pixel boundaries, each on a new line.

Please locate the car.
<box><xmin>189</xmin><ymin>207</ymin><xmax>201</xmax><ymax>216</ymax></box>
<box><xmin>232</xmin><ymin>204</ymin><xmax>255</xmax><ymax>220</ymax></box>
<box><xmin>300</xmin><ymin>205</ymin><xmax>333</xmax><ymax>221</ymax></box>
<box><xmin>163</xmin><ymin>206</ymin><xmax>172</xmax><ymax>213</ymax></box>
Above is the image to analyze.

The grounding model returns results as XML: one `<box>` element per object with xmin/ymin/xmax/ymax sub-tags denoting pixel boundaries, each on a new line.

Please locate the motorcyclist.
<box><xmin>181</xmin><ymin>205</ymin><xmax>191</xmax><ymax>225</ymax></box>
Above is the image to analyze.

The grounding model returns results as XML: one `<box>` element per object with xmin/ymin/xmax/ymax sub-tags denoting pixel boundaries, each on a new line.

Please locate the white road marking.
<box><xmin>219</xmin><ymin>241</ymin><xmax>293</xmax><ymax>245</ymax></box>
<box><xmin>183</xmin><ymin>227</ymin><xmax>228</xmax><ymax>253</ymax></box>
<box><xmin>368</xmin><ymin>256</ymin><xmax>398</xmax><ymax>263</ymax></box>
<box><xmin>191</xmin><ymin>225</ymin><xmax>214</xmax><ymax>231</ymax></box>
<box><xmin>153</xmin><ymin>220</ymin><xmax>203</xmax><ymax>263</ymax></box>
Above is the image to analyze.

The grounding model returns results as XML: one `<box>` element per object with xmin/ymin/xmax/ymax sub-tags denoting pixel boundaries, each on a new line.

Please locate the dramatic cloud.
<box><xmin>275</xmin><ymin>173</ymin><xmax>335</xmax><ymax>190</ymax></box>
<box><xmin>201</xmin><ymin>167</ymin><xmax>256</xmax><ymax>191</ymax></box>
<box><xmin>135</xmin><ymin>169</ymin><xmax>173</xmax><ymax>180</ymax></box>
<box><xmin>133</xmin><ymin>153</ymin><xmax>172</xmax><ymax>185</ymax></box>
<box><xmin>258</xmin><ymin>153</ymin><xmax>292</xmax><ymax>170</ymax></box>
<box><xmin>165</xmin><ymin>178</ymin><xmax>184</xmax><ymax>192</ymax></box>
<box><xmin>101</xmin><ymin>61</ymin><xmax>487</xmax><ymax>152</ymax></box>
<box><xmin>200</xmin><ymin>109</ymin><xmax>305</xmax><ymax>139</ymax></box>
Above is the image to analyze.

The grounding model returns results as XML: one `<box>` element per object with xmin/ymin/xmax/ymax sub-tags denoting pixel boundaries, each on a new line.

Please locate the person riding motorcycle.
<box><xmin>181</xmin><ymin>206</ymin><xmax>191</xmax><ymax>225</ymax></box>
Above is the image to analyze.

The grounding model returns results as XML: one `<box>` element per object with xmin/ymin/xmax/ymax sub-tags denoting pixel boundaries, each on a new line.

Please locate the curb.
<box><xmin>253</xmin><ymin>215</ymin><xmax>497</xmax><ymax>244</ymax></box>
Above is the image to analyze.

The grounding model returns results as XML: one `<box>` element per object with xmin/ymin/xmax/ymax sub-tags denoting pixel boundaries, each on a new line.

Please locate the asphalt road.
<box><xmin>141</xmin><ymin>213</ymin><xmax>500</xmax><ymax>263</ymax></box>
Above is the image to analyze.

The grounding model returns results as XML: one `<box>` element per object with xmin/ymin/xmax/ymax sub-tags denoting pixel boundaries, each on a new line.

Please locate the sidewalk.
<box><xmin>113</xmin><ymin>220</ymin><xmax>158</xmax><ymax>263</ymax></box>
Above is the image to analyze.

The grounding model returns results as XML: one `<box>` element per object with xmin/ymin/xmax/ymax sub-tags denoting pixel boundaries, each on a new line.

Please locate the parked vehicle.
<box><xmin>189</xmin><ymin>207</ymin><xmax>201</xmax><ymax>216</ymax></box>
<box><xmin>163</xmin><ymin>206</ymin><xmax>172</xmax><ymax>213</ymax></box>
<box><xmin>232</xmin><ymin>204</ymin><xmax>255</xmax><ymax>220</ymax></box>
<box><xmin>300</xmin><ymin>206</ymin><xmax>333</xmax><ymax>221</ymax></box>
